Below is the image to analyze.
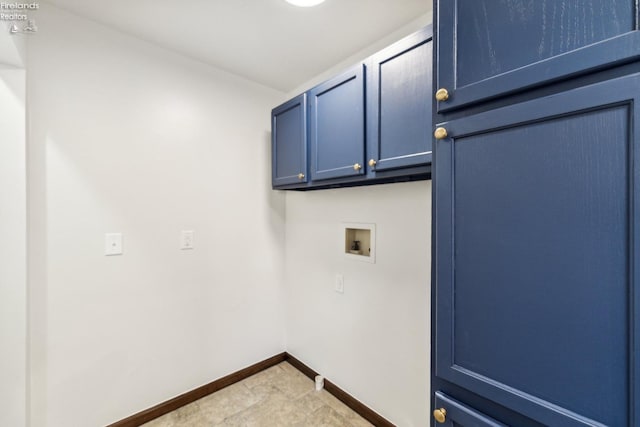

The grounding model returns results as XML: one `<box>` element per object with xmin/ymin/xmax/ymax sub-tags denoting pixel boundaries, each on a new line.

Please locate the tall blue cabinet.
<box><xmin>432</xmin><ymin>1</ymin><xmax>640</xmax><ymax>426</ymax></box>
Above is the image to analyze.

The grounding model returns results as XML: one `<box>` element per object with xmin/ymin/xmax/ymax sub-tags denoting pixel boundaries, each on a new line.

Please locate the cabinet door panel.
<box><xmin>434</xmin><ymin>74</ymin><xmax>640</xmax><ymax>426</ymax></box>
<box><xmin>368</xmin><ymin>27</ymin><xmax>432</xmax><ymax>172</ymax></box>
<box><xmin>310</xmin><ymin>65</ymin><xmax>365</xmax><ymax>181</ymax></box>
<box><xmin>272</xmin><ymin>94</ymin><xmax>307</xmax><ymax>187</ymax></box>
<box><xmin>434</xmin><ymin>392</ymin><xmax>507</xmax><ymax>427</ymax></box>
<box><xmin>437</xmin><ymin>0</ymin><xmax>640</xmax><ymax>111</ymax></box>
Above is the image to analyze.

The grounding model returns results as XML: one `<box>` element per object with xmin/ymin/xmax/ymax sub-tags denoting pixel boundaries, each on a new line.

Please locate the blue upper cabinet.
<box><xmin>309</xmin><ymin>64</ymin><xmax>366</xmax><ymax>181</ymax></box>
<box><xmin>436</xmin><ymin>0</ymin><xmax>640</xmax><ymax>111</ymax></box>
<box><xmin>434</xmin><ymin>73</ymin><xmax>640</xmax><ymax>427</ymax></box>
<box><xmin>271</xmin><ymin>94</ymin><xmax>307</xmax><ymax>188</ymax></box>
<box><xmin>271</xmin><ymin>25</ymin><xmax>433</xmax><ymax>190</ymax></box>
<box><xmin>367</xmin><ymin>26</ymin><xmax>433</xmax><ymax>173</ymax></box>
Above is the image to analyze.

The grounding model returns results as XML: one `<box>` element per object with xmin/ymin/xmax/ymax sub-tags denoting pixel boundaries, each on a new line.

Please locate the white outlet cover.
<box><xmin>105</xmin><ymin>233</ymin><xmax>123</xmax><ymax>256</ymax></box>
<box><xmin>181</xmin><ymin>230</ymin><xmax>194</xmax><ymax>250</ymax></box>
<box><xmin>335</xmin><ymin>274</ymin><xmax>344</xmax><ymax>294</ymax></box>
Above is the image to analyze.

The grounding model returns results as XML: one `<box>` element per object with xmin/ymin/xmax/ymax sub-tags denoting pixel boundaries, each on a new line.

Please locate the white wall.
<box><xmin>285</xmin><ymin>182</ymin><xmax>431</xmax><ymax>427</ymax></box>
<box><xmin>27</xmin><ymin>5</ymin><xmax>286</xmax><ymax>426</ymax></box>
<box><xmin>283</xmin><ymin>13</ymin><xmax>433</xmax><ymax>427</ymax></box>
<box><xmin>24</xmin><ymin>5</ymin><xmax>431</xmax><ymax>426</ymax></box>
<box><xmin>0</xmin><ymin>21</ymin><xmax>26</xmax><ymax>68</ymax></box>
<box><xmin>0</xmin><ymin>66</ymin><xmax>27</xmax><ymax>427</ymax></box>
<box><xmin>285</xmin><ymin>13</ymin><xmax>432</xmax><ymax>99</ymax></box>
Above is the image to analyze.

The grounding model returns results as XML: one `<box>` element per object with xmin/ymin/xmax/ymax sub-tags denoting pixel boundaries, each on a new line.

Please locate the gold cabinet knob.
<box><xmin>433</xmin><ymin>408</ymin><xmax>447</xmax><ymax>424</ymax></box>
<box><xmin>368</xmin><ymin>159</ymin><xmax>377</xmax><ymax>168</ymax></box>
<box><xmin>434</xmin><ymin>127</ymin><xmax>448</xmax><ymax>140</ymax></box>
<box><xmin>297</xmin><ymin>173</ymin><xmax>305</xmax><ymax>180</ymax></box>
<box><xmin>435</xmin><ymin>88</ymin><xmax>449</xmax><ymax>101</ymax></box>
<box><xmin>353</xmin><ymin>163</ymin><xmax>362</xmax><ymax>171</ymax></box>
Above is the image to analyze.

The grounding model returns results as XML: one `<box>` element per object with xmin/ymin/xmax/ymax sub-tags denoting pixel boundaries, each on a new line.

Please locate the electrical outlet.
<box><xmin>181</xmin><ymin>230</ymin><xmax>194</xmax><ymax>250</ymax></box>
<box><xmin>335</xmin><ymin>274</ymin><xmax>344</xmax><ymax>294</ymax></box>
<box><xmin>105</xmin><ymin>233</ymin><xmax>123</xmax><ymax>256</ymax></box>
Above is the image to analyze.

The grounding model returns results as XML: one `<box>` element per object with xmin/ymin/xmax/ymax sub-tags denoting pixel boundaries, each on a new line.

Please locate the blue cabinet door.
<box><xmin>367</xmin><ymin>26</ymin><xmax>433</xmax><ymax>173</ymax></box>
<box><xmin>309</xmin><ymin>64</ymin><xmax>365</xmax><ymax>181</ymax></box>
<box><xmin>434</xmin><ymin>74</ymin><xmax>640</xmax><ymax>426</ymax></box>
<box><xmin>272</xmin><ymin>94</ymin><xmax>307</xmax><ymax>187</ymax></box>
<box><xmin>436</xmin><ymin>0</ymin><xmax>640</xmax><ymax>111</ymax></box>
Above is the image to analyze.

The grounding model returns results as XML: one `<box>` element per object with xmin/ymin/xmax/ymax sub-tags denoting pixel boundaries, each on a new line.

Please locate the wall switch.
<box><xmin>105</xmin><ymin>233</ymin><xmax>123</xmax><ymax>256</ymax></box>
<box><xmin>335</xmin><ymin>274</ymin><xmax>344</xmax><ymax>294</ymax></box>
<box><xmin>181</xmin><ymin>230</ymin><xmax>194</xmax><ymax>250</ymax></box>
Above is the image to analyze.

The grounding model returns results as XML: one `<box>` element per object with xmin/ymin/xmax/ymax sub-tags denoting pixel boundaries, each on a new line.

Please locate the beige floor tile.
<box><xmin>196</xmin><ymin>382</ymin><xmax>263</xmax><ymax>424</ymax></box>
<box><xmin>221</xmin><ymin>391</ymin><xmax>307</xmax><ymax>426</ymax></box>
<box><xmin>243</xmin><ymin>383</ymin><xmax>282</xmax><ymax>403</ymax></box>
<box><xmin>242</xmin><ymin>365</ymin><xmax>285</xmax><ymax>389</ymax></box>
<box><xmin>316</xmin><ymin>390</ymin><xmax>353</xmax><ymax>417</ymax></box>
<box><xmin>242</xmin><ymin>361</ymin><xmax>314</xmax><ymax>401</ymax></box>
<box><xmin>269</xmin><ymin>370</ymin><xmax>314</xmax><ymax>399</ymax></box>
<box><xmin>143</xmin><ymin>361</ymin><xmax>375</xmax><ymax>427</ymax></box>
<box><xmin>293</xmin><ymin>390</ymin><xmax>326</xmax><ymax>414</ymax></box>
<box><xmin>297</xmin><ymin>405</ymin><xmax>354</xmax><ymax>427</ymax></box>
<box><xmin>316</xmin><ymin>390</ymin><xmax>374</xmax><ymax>427</ymax></box>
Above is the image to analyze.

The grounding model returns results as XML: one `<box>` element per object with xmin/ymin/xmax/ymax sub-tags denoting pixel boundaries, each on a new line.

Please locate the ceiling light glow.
<box><xmin>285</xmin><ymin>0</ymin><xmax>326</xmax><ymax>7</ymax></box>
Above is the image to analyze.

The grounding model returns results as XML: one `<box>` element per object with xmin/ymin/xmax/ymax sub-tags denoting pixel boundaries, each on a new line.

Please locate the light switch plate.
<box><xmin>181</xmin><ymin>230</ymin><xmax>194</xmax><ymax>250</ymax></box>
<box><xmin>335</xmin><ymin>274</ymin><xmax>344</xmax><ymax>294</ymax></box>
<box><xmin>105</xmin><ymin>233</ymin><xmax>123</xmax><ymax>256</ymax></box>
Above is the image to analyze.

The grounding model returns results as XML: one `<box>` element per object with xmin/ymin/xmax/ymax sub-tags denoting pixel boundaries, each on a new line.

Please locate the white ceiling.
<box><xmin>45</xmin><ymin>0</ymin><xmax>431</xmax><ymax>92</ymax></box>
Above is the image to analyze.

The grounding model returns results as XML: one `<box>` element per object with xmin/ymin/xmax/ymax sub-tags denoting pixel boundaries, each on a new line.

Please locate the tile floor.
<box><xmin>142</xmin><ymin>362</ymin><xmax>374</xmax><ymax>427</ymax></box>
